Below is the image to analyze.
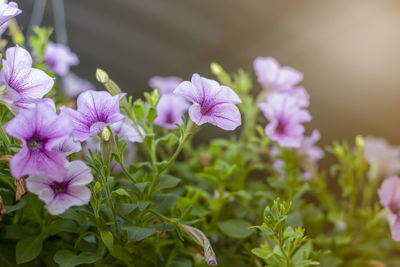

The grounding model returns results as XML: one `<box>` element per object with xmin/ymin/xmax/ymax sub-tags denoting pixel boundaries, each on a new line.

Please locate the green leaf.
<box><xmin>100</xmin><ymin>230</ymin><xmax>114</xmax><ymax>251</ymax></box>
<box><xmin>4</xmin><ymin>199</ymin><xmax>26</xmax><ymax>213</ymax></box>
<box><xmin>217</xmin><ymin>219</ymin><xmax>254</xmax><ymax>239</ymax></box>
<box><xmin>16</xmin><ymin>236</ymin><xmax>43</xmax><ymax>264</ymax></box>
<box><xmin>251</xmin><ymin>248</ymin><xmax>274</xmax><ymax>260</ymax></box>
<box><xmin>152</xmin><ymin>194</ymin><xmax>179</xmax><ymax>214</ymax></box>
<box><xmin>123</xmin><ymin>226</ymin><xmax>156</xmax><ymax>242</ymax></box>
<box><xmin>112</xmin><ymin>188</ymin><xmax>130</xmax><ymax>197</ymax></box>
<box><xmin>54</xmin><ymin>249</ymin><xmax>102</xmax><ymax>267</ymax></box>
<box><xmin>155</xmin><ymin>175</ymin><xmax>181</xmax><ymax>192</ymax></box>
<box><xmin>156</xmin><ymin>133</ymin><xmax>178</xmax><ymax>145</ymax></box>
<box><xmin>137</xmin><ymin>201</ymin><xmax>151</xmax><ymax>211</ymax></box>
<box><xmin>48</xmin><ymin>220</ymin><xmax>78</xmax><ymax>236</ymax></box>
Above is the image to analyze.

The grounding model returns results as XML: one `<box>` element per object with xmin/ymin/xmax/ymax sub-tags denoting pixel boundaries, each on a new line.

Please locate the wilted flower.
<box><xmin>149</xmin><ymin>76</ymin><xmax>183</xmax><ymax>95</ymax></box>
<box><xmin>0</xmin><ymin>45</ymin><xmax>54</xmax><ymax>111</ymax></box>
<box><xmin>5</xmin><ymin>101</ymin><xmax>72</xmax><ymax>179</ymax></box>
<box><xmin>154</xmin><ymin>94</ymin><xmax>189</xmax><ymax>129</ymax></box>
<box><xmin>378</xmin><ymin>176</ymin><xmax>400</xmax><ymax>241</ymax></box>
<box><xmin>174</xmin><ymin>73</ymin><xmax>242</xmax><ymax>130</ymax></box>
<box><xmin>44</xmin><ymin>42</ymin><xmax>79</xmax><ymax>76</ymax></box>
<box><xmin>259</xmin><ymin>93</ymin><xmax>311</xmax><ymax>148</ymax></box>
<box><xmin>253</xmin><ymin>57</ymin><xmax>303</xmax><ymax>91</ymax></box>
<box><xmin>0</xmin><ymin>2</ymin><xmax>21</xmax><ymax>35</ymax></box>
<box><xmin>178</xmin><ymin>223</ymin><xmax>217</xmax><ymax>266</ymax></box>
<box><xmin>60</xmin><ymin>90</ymin><xmax>125</xmax><ymax>142</ymax></box>
<box><xmin>63</xmin><ymin>72</ymin><xmax>95</xmax><ymax>98</ymax></box>
<box><xmin>364</xmin><ymin>136</ymin><xmax>400</xmax><ymax>181</ymax></box>
<box><xmin>26</xmin><ymin>160</ymin><xmax>92</xmax><ymax>215</ymax></box>
<box><xmin>14</xmin><ymin>177</ymin><xmax>27</xmax><ymax>201</ymax></box>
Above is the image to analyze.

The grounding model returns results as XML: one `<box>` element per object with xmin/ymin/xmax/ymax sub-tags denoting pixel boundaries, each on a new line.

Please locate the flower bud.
<box><xmin>101</xmin><ymin>127</ymin><xmax>111</xmax><ymax>142</ymax></box>
<box><xmin>96</xmin><ymin>68</ymin><xmax>109</xmax><ymax>83</ymax></box>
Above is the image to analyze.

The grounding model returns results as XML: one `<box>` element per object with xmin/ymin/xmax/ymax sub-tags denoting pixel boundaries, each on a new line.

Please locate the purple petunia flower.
<box><xmin>364</xmin><ymin>136</ymin><xmax>400</xmax><ymax>181</ymax></box>
<box><xmin>109</xmin><ymin>117</ymin><xmax>144</xmax><ymax>143</ymax></box>
<box><xmin>0</xmin><ymin>2</ymin><xmax>22</xmax><ymax>35</ymax></box>
<box><xmin>378</xmin><ymin>176</ymin><xmax>400</xmax><ymax>241</ymax></box>
<box><xmin>0</xmin><ymin>46</ymin><xmax>54</xmax><ymax>112</ymax></box>
<box><xmin>154</xmin><ymin>94</ymin><xmax>189</xmax><ymax>129</ymax></box>
<box><xmin>63</xmin><ymin>72</ymin><xmax>95</xmax><ymax>98</ymax></box>
<box><xmin>5</xmin><ymin>101</ymin><xmax>72</xmax><ymax>179</ymax></box>
<box><xmin>44</xmin><ymin>42</ymin><xmax>79</xmax><ymax>76</ymax></box>
<box><xmin>53</xmin><ymin>136</ymin><xmax>82</xmax><ymax>156</ymax></box>
<box><xmin>26</xmin><ymin>160</ymin><xmax>92</xmax><ymax>215</ymax></box>
<box><xmin>174</xmin><ymin>73</ymin><xmax>242</xmax><ymax>131</ymax></box>
<box><xmin>259</xmin><ymin>93</ymin><xmax>311</xmax><ymax>148</ymax></box>
<box><xmin>149</xmin><ymin>76</ymin><xmax>183</xmax><ymax>95</ymax></box>
<box><xmin>253</xmin><ymin>57</ymin><xmax>303</xmax><ymax>91</ymax></box>
<box><xmin>60</xmin><ymin>90</ymin><xmax>125</xmax><ymax>142</ymax></box>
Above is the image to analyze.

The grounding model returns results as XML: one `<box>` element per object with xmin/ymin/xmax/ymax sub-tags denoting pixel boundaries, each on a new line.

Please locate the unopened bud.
<box><xmin>94</xmin><ymin>182</ymin><xmax>101</xmax><ymax>194</ymax></box>
<box><xmin>96</xmin><ymin>68</ymin><xmax>109</xmax><ymax>83</ymax></box>
<box><xmin>356</xmin><ymin>135</ymin><xmax>364</xmax><ymax>149</ymax></box>
<box><xmin>101</xmin><ymin>127</ymin><xmax>111</xmax><ymax>142</ymax></box>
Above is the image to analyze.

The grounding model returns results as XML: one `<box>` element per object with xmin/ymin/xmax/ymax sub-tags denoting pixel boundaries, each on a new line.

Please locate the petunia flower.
<box><xmin>253</xmin><ymin>57</ymin><xmax>303</xmax><ymax>91</ymax></box>
<box><xmin>109</xmin><ymin>117</ymin><xmax>144</xmax><ymax>143</ymax></box>
<box><xmin>0</xmin><ymin>45</ymin><xmax>54</xmax><ymax>112</ymax></box>
<box><xmin>5</xmin><ymin>101</ymin><xmax>72</xmax><ymax>179</ymax></box>
<box><xmin>149</xmin><ymin>76</ymin><xmax>183</xmax><ymax>95</ymax></box>
<box><xmin>364</xmin><ymin>136</ymin><xmax>400</xmax><ymax>181</ymax></box>
<box><xmin>0</xmin><ymin>2</ymin><xmax>22</xmax><ymax>35</ymax></box>
<box><xmin>26</xmin><ymin>160</ymin><xmax>92</xmax><ymax>215</ymax></box>
<box><xmin>270</xmin><ymin>86</ymin><xmax>310</xmax><ymax>107</ymax></box>
<box><xmin>154</xmin><ymin>94</ymin><xmax>189</xmax><ymax>129</ymax></box>
<box><xmin>44</xmin><ymin>42</ymin><xmax>79</xmax><ymax>76</ymax></box>
<box><xmin>378</xmin><ymin>176</ymin><xmax>400</xmax><ymax>241</ymax></box>
<box><xmin>53</xmin><ymin>136</ymin><xmax>82</xmax><ymax>156</ymax></box>
<box><xmin>259</xmin><ymin>93</ymin><xmax>311</xmax><ymax>148</ymax></box>
<box><xmin>63</xmin><ymin>72</ymin><xmax>95</xmax><ymax>98</ymax></box>
<box><xmin>174</xmin><ymin>73</ymin><xmax>242</xmax><ymax>131</ymax></box>
<box><xmin>60</xmin><ymin>90</ymin><xmax>125</xmax><ymax>142</ymax></box>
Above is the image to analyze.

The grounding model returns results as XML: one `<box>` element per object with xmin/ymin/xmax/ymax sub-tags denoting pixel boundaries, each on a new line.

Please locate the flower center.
<box><xmin>276</xmin><ymin>119</ymin><xmax>286</xmax><ymax>134</ymax></box>
<box><xmin>165</xmin><ymin>112</ymin><xmax>174</xmax><ymax>124</ymax></box>
<box><xmin>389</xmin><ymin>202</ymin><xmax>400</xmax><ymax>214</ymax></box>
<box><xmin>52</xmin><ymin>183</ymin><xmax>67</xmax><ymax>194</ymax></box>
<box><xmin>27</xmin><ymin>136</ymin><xmax>44</xmax><ymax>152</ymax></box>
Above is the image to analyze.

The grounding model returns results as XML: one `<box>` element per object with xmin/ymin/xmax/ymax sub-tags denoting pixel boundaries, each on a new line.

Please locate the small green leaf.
<box><xmin>112</xmin><ymin>188</ymin><xmax>130</xmax><ymax>197</ymax></box>
<box><xmin>4</xmin><ymin>199</ymin><xmax>26</xmax><ymax>213</ymax></box>
<box><xmin>16</xmin><ymin>236</ymin><xmax>43</xmax><ymax>264</ymax></box>
<box><xmin>54</xmin><ymin>249</ymin><xmax>102</xmax><ymax>267</ymax></box>
<box><xmin>123</xmin><ymin>226</ymin><xmax>156</xmax><ymax>242</ymax></box>
<box><xmin>155</xmin><ymin>175</ymin><xmax>181</xmax><ymax>192</ymax></box>
<box><xmin>137</xmin><ymin>201</ymin><xmax>151</xmax><ymax>211</ymax></box>
<box><xmin>217</xmin><ymin>219</ymin><xmax>254</xmax><ymax>239</ymax></box>
<box><xmin>251</xmin><ymin>248</ymin><xmax>274</xmax><ymax>260</ymax></box>
<box><xmin>100</xmin><ymin>230</ymin><xmax>114</xmax><ymax>251</ymax></box>
<box><xmin>156</xmin><ymin>133</ymin><xmax>178</xmax><ymax>145</ymax></box>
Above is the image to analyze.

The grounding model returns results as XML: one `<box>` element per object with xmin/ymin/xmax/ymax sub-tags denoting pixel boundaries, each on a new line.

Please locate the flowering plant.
<box><xmin>1</xmin><ymin>4</ymin><xmax>400</xmax><ymax>267</ymax></box>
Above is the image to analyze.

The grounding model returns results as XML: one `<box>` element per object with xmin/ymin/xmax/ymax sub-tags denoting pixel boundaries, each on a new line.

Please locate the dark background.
<box><xmin>15</xmin><ymin>0</ymin><xmax>400</xmax><ymax>146</ymax></box>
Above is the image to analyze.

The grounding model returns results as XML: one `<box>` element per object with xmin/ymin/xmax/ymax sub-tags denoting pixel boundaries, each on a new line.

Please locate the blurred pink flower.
<box><xmin>378</xmin><ymin>176</ymin><xmax>400</xmax><ymax>241</ymax></box>
<box><xmin>154</xmin><ymin>94</ymin><xmax>189</xmax><ymax>129</ymax></box>
<box><xmin>254</xmin><ymin>57</ymin><xmax>303</xmax><ymax>91</ymax></box>
<box><xmin>63</xmin><ymin>72</ymin><xmax>95</xmax><ymax>98</ymax></box>
<box><xmin>364</xmin><ymin>136</ymin><xmax>400</xmax><ymax>181</ymax></box>
<box><xmin>259</xmin><ymin>93</ymin><xmax>311</xmax><ymax>148</ymax></box>
<box><xmin>149</xmin><ymin>76</ymin><xmax>183</xmax><ymax>95</ymax></box>
<box><xmin>0</xmin><ymin>2</ymin><xmax>21</xmax><ymax>35</ymax></box>
<box><xmin>44</xmin><ymin>42</ymin><xmax>79</xmax><ymax>76</ymax></box>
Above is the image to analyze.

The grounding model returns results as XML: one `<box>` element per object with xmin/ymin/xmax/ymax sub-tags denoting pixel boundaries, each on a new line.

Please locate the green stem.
<box><xmin>104</xmin><ymin>174</ymin><xmax>120</xmax><ymax>238</ymax></box>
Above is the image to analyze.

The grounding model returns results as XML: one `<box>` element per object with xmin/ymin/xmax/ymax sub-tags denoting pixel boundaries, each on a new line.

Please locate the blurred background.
<box><xmin>15</xmin><ymin>0</ymin><xmax>400</xmax><ymax>146</ymax></box>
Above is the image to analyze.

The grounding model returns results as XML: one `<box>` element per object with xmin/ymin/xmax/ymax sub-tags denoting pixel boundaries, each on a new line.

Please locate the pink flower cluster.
<box><xmin>255</xmin><ymin>57</ymin><xmax>323</xmax><ymax>179</ymax></box>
